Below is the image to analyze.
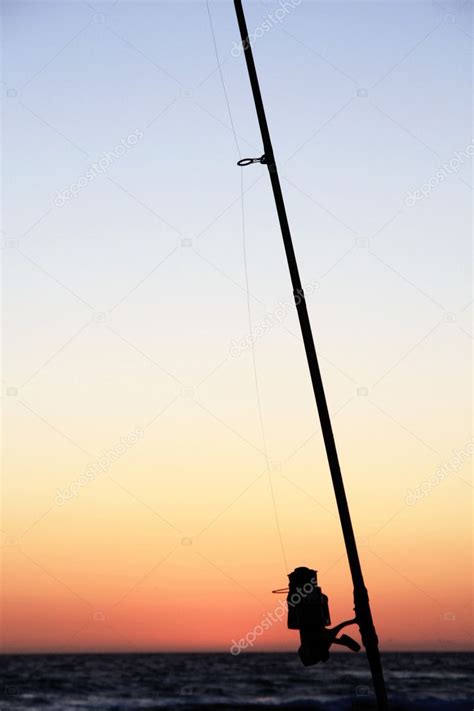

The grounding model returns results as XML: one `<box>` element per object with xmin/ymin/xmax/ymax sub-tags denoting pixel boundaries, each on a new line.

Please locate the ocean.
<box><xmin>0</xmin><ymin>652</ymin><xmax>472</xmax><ymax>710</ymax></box>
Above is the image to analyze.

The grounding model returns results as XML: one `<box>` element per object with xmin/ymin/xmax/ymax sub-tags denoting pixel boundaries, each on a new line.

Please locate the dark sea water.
<box><xmin>0</xmin><ymin>652</ymin><xmax>472</xmax><ymax>711</ymax></box>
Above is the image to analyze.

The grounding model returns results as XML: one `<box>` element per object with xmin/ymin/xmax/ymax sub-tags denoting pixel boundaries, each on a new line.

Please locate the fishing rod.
<box><xmin>233</xmin><ymin>2</ymin><xmax>388</xmax><ymax>708</ymax></box>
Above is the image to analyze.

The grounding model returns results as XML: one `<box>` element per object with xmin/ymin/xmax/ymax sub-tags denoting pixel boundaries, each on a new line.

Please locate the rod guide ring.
<box><xmin>237</xmin><ymin>154</ymin><xmax>267</xmax><ymax>166</ymax></box>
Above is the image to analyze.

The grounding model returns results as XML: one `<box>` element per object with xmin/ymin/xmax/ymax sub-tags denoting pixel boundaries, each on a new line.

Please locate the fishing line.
<box><xmin>205</xmin><ymin>0</ymin><xmax>288</xmax><ymax>571</ymax></box>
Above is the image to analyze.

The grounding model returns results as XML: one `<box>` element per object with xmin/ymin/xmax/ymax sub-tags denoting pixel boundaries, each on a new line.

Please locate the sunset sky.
<box><xmin>2</xmin><ymin>0</ymin><xmax>472</xmax><ymax>654</ymax></box>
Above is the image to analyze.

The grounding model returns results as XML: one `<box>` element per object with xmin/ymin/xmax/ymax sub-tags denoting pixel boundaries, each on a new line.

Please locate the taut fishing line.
<box><xmin>205</xmin><ymin>0</ymin><xmax>288</xmax><ymax>571</ymax></box>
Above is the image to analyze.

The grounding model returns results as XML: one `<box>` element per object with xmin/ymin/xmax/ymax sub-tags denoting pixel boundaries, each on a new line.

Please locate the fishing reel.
<box><xmin>274</xmin><ymin>566</ymin><xmax>361</xmax><ymax>666</ymax></box>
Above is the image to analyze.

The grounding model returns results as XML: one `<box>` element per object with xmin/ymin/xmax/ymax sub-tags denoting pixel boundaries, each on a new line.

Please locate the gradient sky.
<box><xmin>1</xmin><ymin>0</ymin><xmax>472</xmax><ymax>654</ymax></box>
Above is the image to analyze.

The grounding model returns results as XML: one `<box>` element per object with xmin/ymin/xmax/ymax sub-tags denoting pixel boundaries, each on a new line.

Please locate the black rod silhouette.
<box><xmin>233</xmin><ymin>2</ymin><xmax>388</xmax><ymax>708</ymax></box>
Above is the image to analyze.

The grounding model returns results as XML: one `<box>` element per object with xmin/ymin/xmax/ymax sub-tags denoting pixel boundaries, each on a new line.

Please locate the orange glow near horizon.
<box><xmin>2</xmin><ymin>417</ymin><xmax>472</xmax><ymax>653</ymax></box>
